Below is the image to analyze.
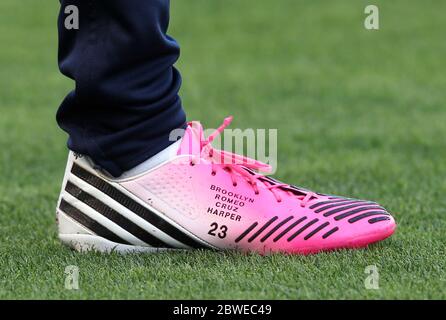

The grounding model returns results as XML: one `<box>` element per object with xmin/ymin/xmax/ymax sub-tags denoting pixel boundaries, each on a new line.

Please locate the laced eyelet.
<box><xmin>211</xmin><ymin>171</ymin><xmax>216</xmax><ymax>176</ymax></box>
<box><xmin>233</xmin><ymin>183</ymin><xmax>238</xmax><ymax>187</ymax></box>
<box><xmin>277</xmin><ymin>199</ymin><xmax>282</xmax><ymax>203</ymax></box>
<box><xmin>255</xmin><ymin>191</ymin><xmax>259</xmax><ymax>195</ymax></box>
<box><xmin>189</xmin><ymin>161</ymin><xmax>195</xmax><ymax>166</ymax></box>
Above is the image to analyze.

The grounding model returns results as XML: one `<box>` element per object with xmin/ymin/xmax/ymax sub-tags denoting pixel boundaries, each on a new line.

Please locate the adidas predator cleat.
<box><xmin>56</xmin><ymin>117</ymin><xmax>396</xmax><ymax>254</ymax></box>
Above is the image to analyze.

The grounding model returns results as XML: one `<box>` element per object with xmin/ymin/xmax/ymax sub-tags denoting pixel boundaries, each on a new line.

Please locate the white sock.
<box><xmin>118</xmin><ymin>140</ymin><xmax>181</xmax><ymax>179</ymax></box>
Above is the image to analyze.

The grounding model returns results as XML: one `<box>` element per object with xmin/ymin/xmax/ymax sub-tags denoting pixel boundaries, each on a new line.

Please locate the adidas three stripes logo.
<box><xmin>58</xmin><ymin>163</ymin><xmax>212</xmax><ymax>249</ymax></box>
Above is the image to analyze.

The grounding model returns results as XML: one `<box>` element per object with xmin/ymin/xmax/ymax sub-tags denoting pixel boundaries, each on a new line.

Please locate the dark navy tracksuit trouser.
<box><xmin>57</xmin><ymin>0</ymin><xmax>185</xmax><ymax>177</ymax></box>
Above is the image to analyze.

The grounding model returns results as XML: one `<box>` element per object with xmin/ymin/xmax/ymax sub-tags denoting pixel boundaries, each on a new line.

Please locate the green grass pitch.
<box><xmin>0</xmin><ymin>0</ymin><xmax>445</xmax><ymax>299</ymax></box>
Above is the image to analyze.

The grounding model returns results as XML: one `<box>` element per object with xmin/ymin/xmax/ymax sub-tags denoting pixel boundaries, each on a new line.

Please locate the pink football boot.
<box><xmin>56</xmin><ymin>117</ymin><xmax>396</xmax><ymax>254</ymax></box>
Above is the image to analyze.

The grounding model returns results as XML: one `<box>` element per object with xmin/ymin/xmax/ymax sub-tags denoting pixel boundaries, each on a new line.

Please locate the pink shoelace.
<box><xmin>190</xmin><ymin>116</ymin><xmax>317</xmax><ymax>206</ymax></box>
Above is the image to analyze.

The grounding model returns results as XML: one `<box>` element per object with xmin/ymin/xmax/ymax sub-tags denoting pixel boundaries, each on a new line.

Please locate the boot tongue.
<box><xmin>177</xmin><ymin>121</ymin><xmax>205</xmax><ymax>156</ymax></box>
